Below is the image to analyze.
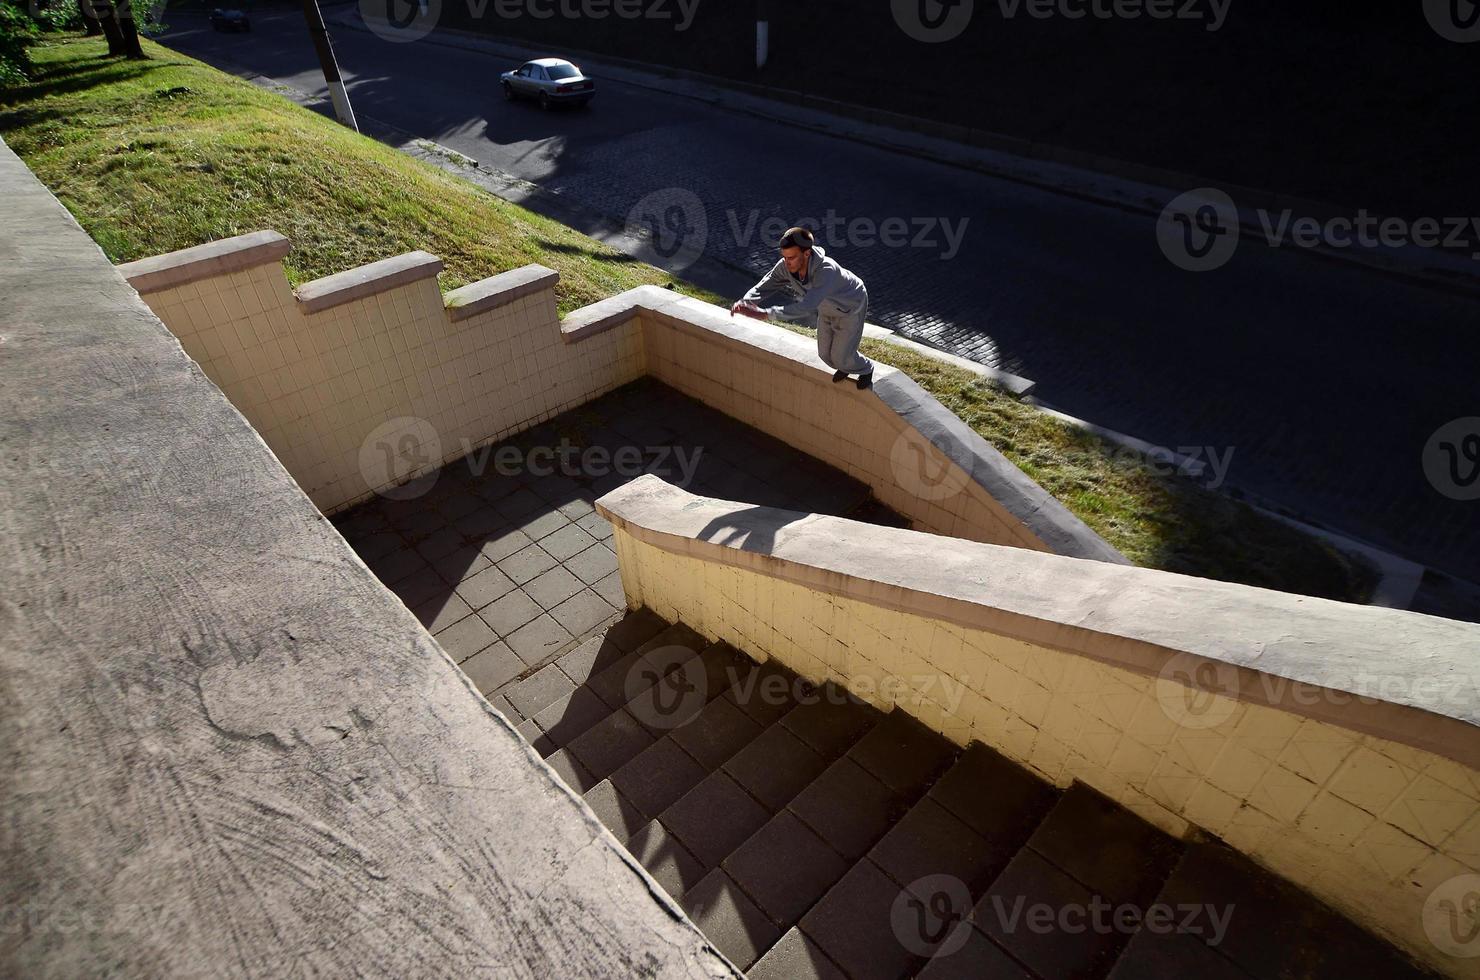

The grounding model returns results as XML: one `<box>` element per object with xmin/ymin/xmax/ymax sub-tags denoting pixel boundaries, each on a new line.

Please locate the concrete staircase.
<box><xmin>498</xmin><ymin>609</ymin><xmax>1436</xmax><ymax>979</ymax></box>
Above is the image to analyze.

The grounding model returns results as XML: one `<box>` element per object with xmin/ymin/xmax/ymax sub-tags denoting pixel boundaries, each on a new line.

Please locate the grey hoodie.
<box><xmin>741</xmin><ymin>246</ymin><xmax>867</xmax><ymax>321</ymax></box>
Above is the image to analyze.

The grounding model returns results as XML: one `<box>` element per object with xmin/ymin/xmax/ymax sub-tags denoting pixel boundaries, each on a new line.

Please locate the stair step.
<box><xmin>1143</xmin><ymin>840</ymin><xmax>1437</xmax><ymax>979</ymax></box>
<box><xmin>748</xmin><ymin>927</ymin><xmax>848</xmax><ymax>980</ymax></box>
<box><xmin>1023</xmin><ymin>782</ymin><xmax>1183</xmax><ymax>908</ymax></box>
<box><xmin>679</xmin><ymin>868</ymin><xmax>782</xmax><ymax>972</ymax></box>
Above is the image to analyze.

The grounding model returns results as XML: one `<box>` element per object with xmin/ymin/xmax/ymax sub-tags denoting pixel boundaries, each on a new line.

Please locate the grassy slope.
<box><xmin>0</xmin><ymin>36</ymin><xmax>1376</xmax><ymax>602</ymax></box>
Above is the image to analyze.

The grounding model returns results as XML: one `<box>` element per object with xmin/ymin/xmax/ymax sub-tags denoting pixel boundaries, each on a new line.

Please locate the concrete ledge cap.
<box><xmin>559</xmin><ymin>284</ymin><xmax>667</xmax><ymax>342</ymax></box>
<box><xmin>117</xmin><ymin>230</ymin><xmax>290</xmax><ymax>294</ymax></box>
<box><xmin>445</xmin><ymin>264</ymin><xmax>558</xmax><ymax>321</ymax></box>
<box><xmin>296</xmin><ymin>250</ymin><xmax>443</xmax><ymax>314</ymax></box>
<box><xmin>597</xmin><ymin>476</ymin><xmax>1480</xmax><ymax>769</ymax></box>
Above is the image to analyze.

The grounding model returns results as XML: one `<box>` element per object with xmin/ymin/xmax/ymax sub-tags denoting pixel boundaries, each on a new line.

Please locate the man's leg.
<box><xmin>816</xmin><ymin>317</ymin><xmax>839</xmax><ymax>369</ymax></box>
<box><xmin>825</xmin><ymin>305</ymin><xmax>873</xmax><ymax>375</ymax></box>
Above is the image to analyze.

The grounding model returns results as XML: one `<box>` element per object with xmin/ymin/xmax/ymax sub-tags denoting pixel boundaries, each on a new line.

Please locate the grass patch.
<box><xmin>0</xmin><ymin>35</ymin><xmax>1377</xmax><ymax>602</ymax></box>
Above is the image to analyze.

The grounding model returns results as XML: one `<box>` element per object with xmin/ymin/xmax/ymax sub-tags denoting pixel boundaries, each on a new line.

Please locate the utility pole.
<box><xmin>302</xmin><ymin>0</ymin><xmax>359</xmax><ymax>132</ymax></box>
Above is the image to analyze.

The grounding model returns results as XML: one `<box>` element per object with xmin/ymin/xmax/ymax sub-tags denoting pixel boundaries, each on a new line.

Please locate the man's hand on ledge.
<box><xmin>730</xmin><ymin>300</ymin><xmax>768</xmax><ymax>321</ymax></box>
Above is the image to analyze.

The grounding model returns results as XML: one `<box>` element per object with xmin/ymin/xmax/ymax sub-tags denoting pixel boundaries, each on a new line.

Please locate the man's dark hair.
<box><xmin>779</xmin><ymin>226</ymin><xmax>815</xmax><ymax>251</ymax></box>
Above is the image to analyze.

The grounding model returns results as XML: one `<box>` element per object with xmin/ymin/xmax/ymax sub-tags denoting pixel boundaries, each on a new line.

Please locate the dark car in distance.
<box><xmin>209</xmin><ymin>8</ymin><xmax>251</xmax><ymax>32</ymax></box>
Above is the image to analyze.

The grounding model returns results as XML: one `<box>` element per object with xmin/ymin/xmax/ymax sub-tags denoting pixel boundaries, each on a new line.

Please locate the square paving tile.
<box><xmin>662</xmin><ymin>771</ymin><xmax>771</xmax><ymax>869</ymax></box>
<box><xmin>575</xmin><ymin>511</ymin><xmax>614</xmax><ymax>541</ymax></box>
<box><xmin>412</xmin><ymin>593</ymin><xmax>473</xmax><ymax>634</ymax></box>
<box><xmin>524</xmin><ymin>564</ymin><xmax>585</xmax><ymax>610</ymax></box>
<box><xmin>723</xmin><ymin>659</ymin><xmax>795</xmax><ymax>727</ymax></box>
<box><xmin>846</xmin><ymin>710</ymin><xmax>958</xmax><ymax>797</ymax></box>
<box><xmin>427</xmin><ymin>543</ymin><xmax>493</xmax><ymax>584</ymax></box>
<box><xmin>670</xmin><ymin>696</ymin><xmax>763</xmax><ymax>771</ymax></box>
<box><xmin>548</xmin><ymin>588</ymin><xmax>618</xmax><ymax>637</ymax></box>
<box><xmin>477</xmin><ymin>527</ymin><xmax>532</xmax><ymax>564</ymax></box>
<box><xmin>478</xmin><ymin>588</ymin><xmax>544</xmax><ymax>637</ymax></box>
<box><xmin>533</xmin><ymin>687</ymin><xmax>611</xmax><ymax>748</ymax></box>
<box><xmin>927</xmin><ymin>743</ymin><xmax>1056</xmax><ymax>845</ymax></box>
<box><xmin>455</xmin><ymin>565</ymin><xmax>516</xmax><ymax>611</ymax></box>
<box><xmin>583</xmin><ymin>779</ymin><xmax>647</xmax><ymax>844</ymax></box>
<box><xmin>609</xmin><ymin>736</ymin><xmax>708</xmax><ymax>819</ymax></box>
<box><xmin>789</xmin><ymin>758</ymin><xmax>905</xmax><ymax>862</ymax></box>
<box><xmin>496</xmin><ymin>543</ymin><xmax>558</xmax><ymax>585</ymax></box>
<box><xmin>505</xmin><ymin>613</ymin><xmax>573</xmax><ymax>666</ymax></box>
<box><xmin>516</xmin><ymin>508</ymin><xmax>569</xmax><ymax>543</ymax></box>
<box><xmin>493</xmin><ymin>487</ymin><xmax>546</xmax><ymax>521</ymax></box>
<box><xmin>367</xmin><ymin>547</ymin><xmax>428</xmax><ymax>586</ymax></box>
<box><xmin>557</xmin><ymin>633</ymin><xmax>630</xmax><ymax>687</ymax></box>
<box><xmin>799</xmin><ymin>859</ymin><xmax>922</xmax><ymax>980</ymax></box>
<box><xmin>435</xmin><ymin>614</ymin><xmax>499</xmax><ymax>663</ymax></box>
<box><xmin>506</xmin><ymin>663</ymin><xmax>576</xmax><ymax>720</ymax></box>
<box><xmin>1106</xmin><ymin>927</ymin><xmax>1250</xmax><ymax>980</ymax></box>
<box><xmin>723</xmin><ymin>811</ymin><xmax>849</xmax><ymax>928</ymax></box>
<box><xmin>540</xmin><ymin>523</ymin><xmax>600</xmax><ymax>561</ymax></box>
<box><xmin>749</xmin><ymin>927</ymin><xmax>848</xmax><ymax>980</ymax></box>
<box><xmin>1025</xmin><ymin>783</ymin><xmax>1181</xmax><ymax>906</ymax></box>
<box><xmin>452</xmin><ymin>506</ymin><xmax>508</xmax><ymax>540</ymax></box>
<box><xmin>414</xmin><ymin>526</ymin><xmax>466</xmax><ymax>562</ymax></box>
<box><xmin>592</xmin><ymin>570</ymin><xmax>625</xmax><ymax>607</ymax></box>
<box><xmin>349</xmin><ymin>529</ymin><xmax>402</xmax><ymax>561</ymax></box>
<box><xmin>915</xmin><ymin>925</ymin><xmax>1031</xmax><ymax>980</ymax></box>
<box><xmin>458</xmin><ymin>641</ymin><xmax>522</xmax><ymax>695</ymax></box>
<box><xmin>681</xmin><ymin>870</ymin><xmax>782</xmax><ymax>971</ymax></box>
<box><xmin>436</xmin><ymin>491</ymin><xmax>483</xmax><ymax>524</ymax></box>
<box><xmin>564</xmin><ymin>542</ymin><xmax>618</xmax><ymax>584</ymax></box>
<box><xmin>567</xmin><ymin>707</ymin><xmax>654</xmax><ymax>781</ymax></box>
<box><xmin>625</xmin><ymin>819</ymin><xmax>708</xmax><ymax>901</ymax></box>
<box><xmin>971</xmin><ymin>848</ymin><xmax>1124</xmax><ymax>979</ymax></box>
<box><xmin>544</xmin><ymin>747</ymin><xmax>598</xmax><ymax>794</ymax></box>
<box><xmin>781</xmin><ymin>692</ymin><xmax>881</xmax><ymax>760</ymax></box>
<box><xmin>389</xmin><ymin>567</ymin><xmax>448</xmax><ymax>609</ymax></box>
<box><xmin>723</xmin><ymin>724</ymin><xmax>828</xmax><ymax>812</ymax></box>
<box><xmin>601</xmin><ymin>606</ymin><xmax>669</xmax><ymax>653</ymax></box>
<box><xmin>869</xmin><ymin>797</ymin><xmax>1000</xmax><ymax>894</ymax></box>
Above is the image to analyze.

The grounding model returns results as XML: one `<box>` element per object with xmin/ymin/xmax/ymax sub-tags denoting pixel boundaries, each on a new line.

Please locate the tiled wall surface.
<box><xmin>612</xmin><ymin>528</ymin><xmax>1479</xmax><ymax>974</ymax></box>
<box><xmin>641</xmin><ymin>301</ymin><xmax>1048</xmax><ymax>551</ymax></box>
<box><xmin>134</xmin><ymin>258</ymin><xmax>643</xmax><ymax>513</ymax></box>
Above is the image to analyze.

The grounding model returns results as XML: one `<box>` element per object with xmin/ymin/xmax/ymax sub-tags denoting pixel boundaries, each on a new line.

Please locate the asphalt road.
<box><xmin>158</xmin><ymin>5</ymin><xmax>1480</xmax><ymax>590</ymax></box>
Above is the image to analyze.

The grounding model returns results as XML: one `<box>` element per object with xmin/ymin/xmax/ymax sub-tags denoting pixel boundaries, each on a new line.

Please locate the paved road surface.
<box><xmin>157</xmin><ymin>5</ymin><xmax>1480</xmax><ymax>590</ymax></box>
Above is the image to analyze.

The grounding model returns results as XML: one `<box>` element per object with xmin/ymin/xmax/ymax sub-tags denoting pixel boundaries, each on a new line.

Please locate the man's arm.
<box><xmin>741</xmin><ymin>260</ymin><xmax>789</xmax><ymax>305</ymax></box>
<box><xmin>761</xmin><ymin>263</ymin><xmax>842</xmax><ymax>320</ymax></box>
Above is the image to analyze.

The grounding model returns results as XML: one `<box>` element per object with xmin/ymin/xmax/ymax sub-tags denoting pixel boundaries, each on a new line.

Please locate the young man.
<box><xmin>731</xmin><ymin>227</ymin><xmax>874</xmax><ymax>390</ymax></box>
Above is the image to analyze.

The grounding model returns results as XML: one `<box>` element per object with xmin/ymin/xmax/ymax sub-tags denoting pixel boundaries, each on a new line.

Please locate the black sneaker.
<box><xmin>832</xmin><ymin>370</ymin><xmax>848</xmax><ymax>384</ymax></box>
<box><xmin>855</xmin><ymin>371</ymin><xmax>873</xmax><ymax>390</ymax></box>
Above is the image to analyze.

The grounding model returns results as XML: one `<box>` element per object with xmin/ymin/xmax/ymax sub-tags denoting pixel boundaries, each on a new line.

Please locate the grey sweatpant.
<box><xmin>817</xmin><ymin>297</ymin><xmax>873</xmax><ymax>375</ymax></box>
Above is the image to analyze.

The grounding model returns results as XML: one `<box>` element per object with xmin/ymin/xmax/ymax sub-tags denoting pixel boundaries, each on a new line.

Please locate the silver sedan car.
<box><xmin>500</xmin><ymin>58</ymin><xmax>595</xmax><ymax>110</ymax></box>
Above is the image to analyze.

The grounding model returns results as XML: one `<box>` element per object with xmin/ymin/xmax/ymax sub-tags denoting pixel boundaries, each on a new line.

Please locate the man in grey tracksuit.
<box><xmin>731</xmin><ymin>226</ymin><xmax>874</xmax><ymax>390</ymax></box>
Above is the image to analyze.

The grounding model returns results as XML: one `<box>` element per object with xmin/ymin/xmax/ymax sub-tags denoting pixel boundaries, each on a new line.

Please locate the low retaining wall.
<box><xmin>565</xmin><ymin>285</ymin><xmax>1123</xmax><ymax>563</ymax></box>
<box><xmin>120</xmin><ymin>236</ymin><xmax>644</xmax><ymax>513</ymax></box>
<box><xmin>597</xmin><ymin>475</ymin><xmax>1480</xmax><ymax>975</ymax></box>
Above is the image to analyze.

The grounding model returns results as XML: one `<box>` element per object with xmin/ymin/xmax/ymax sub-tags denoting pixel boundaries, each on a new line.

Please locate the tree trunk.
<box><xmin>80</xmin><ymin>3</ymin><xmax>104</xmax><ymax>36</ymax></box>
<box><xmin>88</xmin><ymin>0</ymin><xmax>128</xmax><ymax>56</ymax></box>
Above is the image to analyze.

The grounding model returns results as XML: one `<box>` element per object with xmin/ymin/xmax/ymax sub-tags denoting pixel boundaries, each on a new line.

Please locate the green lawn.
<box><xmin>0</xmin><ymin>36</ymin><xmax>1377</xmax><ymax>602</ymax></box>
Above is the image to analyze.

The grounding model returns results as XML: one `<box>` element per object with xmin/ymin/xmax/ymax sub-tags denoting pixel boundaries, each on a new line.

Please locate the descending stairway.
<box><xmin>493</xmin><ymin>609</ymin><xmax>1438</xmax><ymax>979</ymax></box>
